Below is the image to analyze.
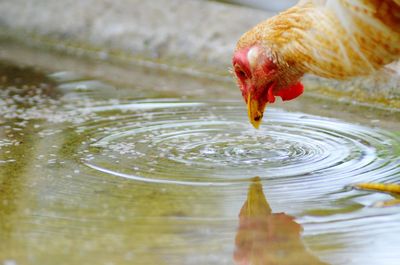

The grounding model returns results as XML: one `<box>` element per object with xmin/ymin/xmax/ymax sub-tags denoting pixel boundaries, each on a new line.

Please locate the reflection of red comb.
<box><xmin>276</xmin><ymin>82</ymin><xmax>304</xmax><ymax>101</ymax></box>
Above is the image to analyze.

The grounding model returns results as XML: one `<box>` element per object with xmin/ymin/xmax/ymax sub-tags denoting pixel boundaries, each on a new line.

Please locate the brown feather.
<box><xmin>236</xmin><ymin>0</ymin><xmax>400</xmax><ymax>80</ymax></box>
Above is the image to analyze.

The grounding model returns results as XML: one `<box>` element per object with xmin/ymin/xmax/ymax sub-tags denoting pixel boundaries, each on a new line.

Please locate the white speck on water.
<box><xmin>3</xmin><ymin>260</ymin><xmax>17</xmax><ymax>265</ymax></box>
<box><xmin>98</xmin><ymin>51</ymin><xmax>109</xmax><ymax>60</ymax></box>
<box><xmin>118</xmin><ymin>215</ymin><xmax>126</xmax><ymax>222</ymax></box>
<box><xmin>124</xmin><ymin>251</ymin><xmax>135</xmax><ymax>261</ymax></box>
<box><xmin>0</xmin><ymin>159</ymin><xmax>16</xmax><ymax>164</ymax></box>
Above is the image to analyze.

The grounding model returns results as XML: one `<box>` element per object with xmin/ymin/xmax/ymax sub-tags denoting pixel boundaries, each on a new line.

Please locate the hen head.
<box><xmin>232</xmin><ymin>45</ymin><xmax>304</xmax><ymax>128</ymax></box>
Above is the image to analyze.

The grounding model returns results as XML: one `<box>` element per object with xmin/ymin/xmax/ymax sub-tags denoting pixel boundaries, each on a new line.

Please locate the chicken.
<box><xmin>232</xmin><ymin>0</ymin><xmax>400</xmax><ymax>128</ymax></box>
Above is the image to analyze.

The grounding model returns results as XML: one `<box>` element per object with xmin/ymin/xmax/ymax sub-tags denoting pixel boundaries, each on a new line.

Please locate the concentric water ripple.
<box><xmin>3</xmin><ymin>50</ymin><xmax>400</xmax><ymax>265</ymax></box>
<box><xmin>77</xmin><ymin>100</ymin><xmax>400</xmax><ymax>190</ymax></box>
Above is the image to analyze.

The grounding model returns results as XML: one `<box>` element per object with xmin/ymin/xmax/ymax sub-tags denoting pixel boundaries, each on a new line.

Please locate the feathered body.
<box><xmin>237</xmin><ymin>0</ymin><xmax>400</xmax><ymax>79</ymax></box>
<box><xmin>233</xmin><ymin>0</ymin><xmax>400</xmax><ymax>127</ymax></box>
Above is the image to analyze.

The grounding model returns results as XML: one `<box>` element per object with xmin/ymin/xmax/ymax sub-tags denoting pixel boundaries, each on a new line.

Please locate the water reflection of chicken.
<box><xmin>234</xmin><ymin>177</ymin><xmax>329</xmax><ymax>265</ymax></box>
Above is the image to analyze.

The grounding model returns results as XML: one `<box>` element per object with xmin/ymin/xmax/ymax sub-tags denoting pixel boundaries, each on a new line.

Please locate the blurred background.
<box><xmin>0</xmin><ymin>0</ymin><xmax>396</xmax><ymax>101</ymax></box>
<box><xmin>0</xmin><ymin>0</ymin><xmax>292</xmax><ymax>71</ymax></box>
<box><xmin>218</xmin><ymin>0</ymin><xmax>297</xmax><ymax>11</ymax></box>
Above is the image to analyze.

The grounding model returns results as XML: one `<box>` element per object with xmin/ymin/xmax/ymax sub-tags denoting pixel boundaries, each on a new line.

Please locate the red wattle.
<box><xmin>276</xmin><ymin>82</ymin><xmax>304</xmax><ymax>101</ymax></box>
<box><xmin>267</xmin><ymin>88</ymin><xmax>276</xmax><ymax>103</ymax></box>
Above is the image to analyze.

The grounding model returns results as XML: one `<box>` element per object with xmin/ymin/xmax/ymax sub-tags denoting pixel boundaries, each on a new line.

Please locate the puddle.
<box><xmin>0</xmin><ymin>56</ymin><xmax>400</xmax><ymax>265</ymax></box>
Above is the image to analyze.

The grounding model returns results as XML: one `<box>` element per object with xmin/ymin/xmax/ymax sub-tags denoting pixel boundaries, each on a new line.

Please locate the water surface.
<box><xmin>0</xmin><ymin>52</ymin><xmax>399</xmax><ymax>265</ymax></box>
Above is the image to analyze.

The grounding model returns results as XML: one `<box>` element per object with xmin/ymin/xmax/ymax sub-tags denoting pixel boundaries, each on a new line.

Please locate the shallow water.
<box><xmin>0</xmin><ymin>54</ymin><xmax>399</xmax><ymax>265</ymax></box>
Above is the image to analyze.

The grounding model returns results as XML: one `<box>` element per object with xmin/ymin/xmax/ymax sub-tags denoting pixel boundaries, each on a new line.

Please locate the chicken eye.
<box><xmin>235</xmin><ymin>69</ymin><xmax>247</xmax><ymax>80</ymax></box>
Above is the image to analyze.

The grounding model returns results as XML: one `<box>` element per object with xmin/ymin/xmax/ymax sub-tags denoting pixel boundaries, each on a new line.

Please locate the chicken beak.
<box><xmin>247</xmin><ymin>93</ymin><xmax>266</xmax><ymax>129</ymax></box>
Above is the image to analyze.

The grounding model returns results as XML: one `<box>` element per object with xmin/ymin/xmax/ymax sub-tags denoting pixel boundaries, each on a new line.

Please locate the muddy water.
<box><xmin>0</xmin><ymin>51</ymin><xmax>400</xmax><ymax>265</ymax></box>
